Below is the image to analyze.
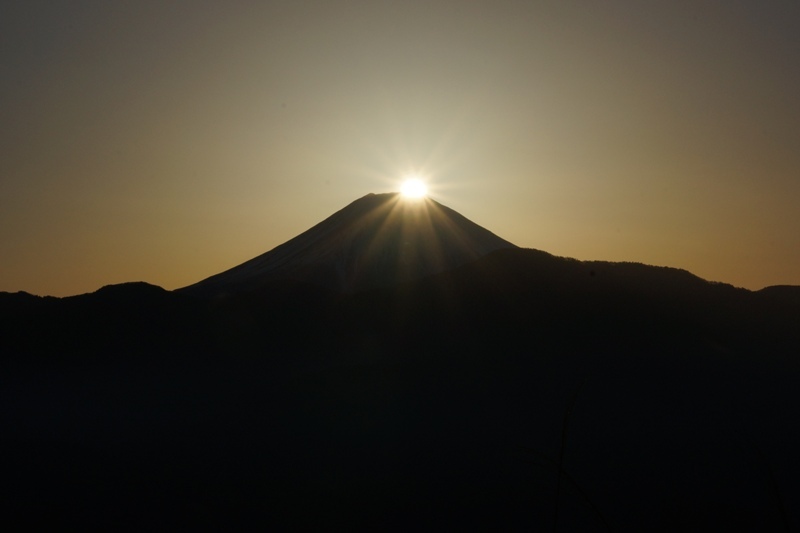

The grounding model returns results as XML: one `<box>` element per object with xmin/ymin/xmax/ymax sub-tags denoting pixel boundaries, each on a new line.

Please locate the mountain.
<box><xmin>2</xmin><ymin>193</ymin><xmax>800</xmax><ymax>530</ymax></box>
<box><xmin>179</xmin><ymin>192</ymin><xmax>516</xmax><ymax>297</ymax></box>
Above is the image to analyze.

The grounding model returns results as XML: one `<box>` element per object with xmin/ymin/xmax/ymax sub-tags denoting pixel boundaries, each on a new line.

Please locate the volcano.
<box><xmin>3</xmin><ymin>193</ymin><xmax>800</xmax><ymax>531</ymax></box>
<box><xmin>180</xmin><ymin>192</ymin><xmax>516</xmax><ymax>297</ymax></box>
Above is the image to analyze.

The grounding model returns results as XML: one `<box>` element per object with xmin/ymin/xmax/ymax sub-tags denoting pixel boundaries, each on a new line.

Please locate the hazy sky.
<box><xmin>2</xmin><ymin>1</ymin><xmax>799</xmax><ymax>296</ymax></box>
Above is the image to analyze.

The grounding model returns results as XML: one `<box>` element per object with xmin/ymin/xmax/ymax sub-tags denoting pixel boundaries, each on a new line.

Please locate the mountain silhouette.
<box><xmin>2</xmin><ymin>193</ymin><xmax>800</xmax><ymax>530</ymax></box>
<box><xmin>179</xmin><ymin>192</ymin><xmax>516</xmax><ymax>297</ymax></box>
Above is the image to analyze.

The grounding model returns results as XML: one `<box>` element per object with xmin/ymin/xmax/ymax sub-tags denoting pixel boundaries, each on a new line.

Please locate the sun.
<box><xmin>401</xmin><ymin>177</ymin><xmax>428</xmax><ymax>198</ymax></box>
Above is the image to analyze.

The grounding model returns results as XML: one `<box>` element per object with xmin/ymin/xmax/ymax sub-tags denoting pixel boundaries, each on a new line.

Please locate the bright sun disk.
<box><xmin>401</xmin><ymin>178</ymin><xmax>427</xmax><ymax>198</ymax></box>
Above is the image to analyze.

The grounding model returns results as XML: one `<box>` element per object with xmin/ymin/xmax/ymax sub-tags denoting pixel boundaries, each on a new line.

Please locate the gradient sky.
<box><xmin>2</xmin><ymin>1</ymin><xmax>799</xmax><ymax>296</ymax></box>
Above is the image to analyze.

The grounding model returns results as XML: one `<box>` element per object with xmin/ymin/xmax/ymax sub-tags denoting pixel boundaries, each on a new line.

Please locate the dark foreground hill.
<box><xmin>2</xmin><ymin>246</ymin><xmax>799</xmax><ymax>531</ymax></box>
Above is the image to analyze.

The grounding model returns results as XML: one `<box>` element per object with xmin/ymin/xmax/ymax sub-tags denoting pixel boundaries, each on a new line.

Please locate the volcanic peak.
<box><xmin>181</xmin><ymin>192</ymin><xmax>516</xmax><ymax>296</ymax></box>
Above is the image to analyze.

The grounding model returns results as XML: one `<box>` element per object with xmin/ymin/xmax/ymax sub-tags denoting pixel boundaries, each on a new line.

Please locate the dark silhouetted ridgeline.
<box><xmin>2</xmin><ymin>251</ymin><xmax>799</xmax><ymax>530</ymax></box>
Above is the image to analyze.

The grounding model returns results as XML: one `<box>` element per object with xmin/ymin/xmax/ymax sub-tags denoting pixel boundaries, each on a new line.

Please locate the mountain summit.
<box><xmin>180</xmin><ymin>192</ymin><xmax>517</xmax><ymax>297</ymax></box>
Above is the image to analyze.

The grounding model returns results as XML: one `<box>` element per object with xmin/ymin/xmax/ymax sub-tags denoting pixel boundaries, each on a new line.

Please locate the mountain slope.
<box><xmin>179</xmin><ymin>192</ymin><xmax>517</xmax><ymax>296</ymax></box>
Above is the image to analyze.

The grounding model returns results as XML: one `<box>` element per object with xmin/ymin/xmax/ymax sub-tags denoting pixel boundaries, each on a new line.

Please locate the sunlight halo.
<box><xmin>401</xmin><ymin>178</ymin><xmax>428</xmax><ymax>198</ymax></box>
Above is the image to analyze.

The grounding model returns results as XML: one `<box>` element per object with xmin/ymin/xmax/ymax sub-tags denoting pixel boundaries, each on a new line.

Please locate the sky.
<box><xmin>2</xmin><ymin>0</ymin><xmax>799</xmax><ymax>296</ymax></box>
